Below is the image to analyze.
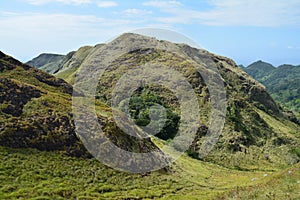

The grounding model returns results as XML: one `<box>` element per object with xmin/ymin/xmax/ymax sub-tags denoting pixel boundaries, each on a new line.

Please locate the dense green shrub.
<box><xmin>128</xmin><ymin>87</ymin><xmax>180</xmax><ymax>140</ymax></box>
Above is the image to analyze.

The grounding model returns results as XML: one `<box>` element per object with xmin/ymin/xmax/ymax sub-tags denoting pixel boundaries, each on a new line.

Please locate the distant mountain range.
<box><xmin>243</xmin><ymin>60</ymin><xmax>300</xmax><ymax>112</ymax></box>
<box><xmin>26</xmin><ymin>45</ymin><xmax>104</xmax><ymax>84</ymax></box>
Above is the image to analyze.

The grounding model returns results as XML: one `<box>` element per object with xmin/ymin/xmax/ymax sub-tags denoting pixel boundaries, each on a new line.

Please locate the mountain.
<box><xmin>0</xmin><ymin>51</ymin><xmax>85</xmax><ymax>156</ymax></box>
<box><xmin>28</xmin><ymin>33</ymin><xmax>300</xmax><ymax>170</ymax></box>
<box><xmin>244</xmin><ymin>60</ymin><xmax>276</xmax><ymax>80</ymax></box>
<box><xmin>26</xmin><ymin>53</ymin><xmax>65</xmax><ymax>74</ymax></box>
<box><xmin>244</xmin><ymin>61</ymin><xmax>300</xmax><ymax>113</ymax></box>
<box><xmin>238</xmin><ymin>64</ymin><xmax>245</xmax><ymax>68</ymax></box>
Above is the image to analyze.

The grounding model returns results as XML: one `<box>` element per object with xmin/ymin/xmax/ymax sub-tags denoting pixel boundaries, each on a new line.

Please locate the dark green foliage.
<box><xmin>0</xmin><ymin>78</ymin><xmax>41</xmax><ymax>116</ymax></box>
<box><xmin>245</xmin><ymin>60</ymin><xmax>276</xmax><ymax>80</ymax></box>
<box><xmin>128</xmin><ymin>87</ymin><xmax>180</xmax><ymax>140</ymax></box>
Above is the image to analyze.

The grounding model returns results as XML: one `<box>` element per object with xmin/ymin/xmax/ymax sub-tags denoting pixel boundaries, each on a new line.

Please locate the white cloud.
<box><xmin>123</xmin><ymin>9</ymin><xmax>152</xmax><ymax>16</ymax></box>
<box><xmin>202</xmin><ymin>0</ymin><xmax>300</xmax><ymax>26</ymax></box>
<box><xmin>0</xmin><ymin>13</ymin><xmax>126</xmax><ymax>32</ymax></box>
<box><xmin>25</xmin><ymin>0</ymin><xmax>119</xmax><ymax>7</ymax></box>
<box><xmin>142</xmin><ymin>0</ymin><xmax>182</xmax><ymax>8</ymax></box>
<box><xmin>0</xmin><ymin>12</ymin><xmax>139</xmax><ymax>61</ymax></box>
<box><xmin>97</xmin><ymin>1</ymin><xmax>118</xmax><ymax>8</ymax></box>
<box><xmin>143</xmin><ymin>0</ymin><xmax>300</xmax><ymax>27</ymax></box>
<box><xmin>25</xmin><ymin>0</ymin><xmax>92</xmax><ymax>5</ymax></box>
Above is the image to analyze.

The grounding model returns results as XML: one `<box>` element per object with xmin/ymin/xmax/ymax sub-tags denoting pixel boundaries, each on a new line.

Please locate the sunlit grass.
<box><xmin>1</xmin><ymin>146</ymin><xmax>292</xmax><ymax>199</ymax></box>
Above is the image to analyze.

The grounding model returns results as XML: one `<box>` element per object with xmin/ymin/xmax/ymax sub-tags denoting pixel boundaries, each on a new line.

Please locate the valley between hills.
<box><xmin>1</xmin><ymin>33</ymin><xmax>300</xmax><ymax>199</ymax></box>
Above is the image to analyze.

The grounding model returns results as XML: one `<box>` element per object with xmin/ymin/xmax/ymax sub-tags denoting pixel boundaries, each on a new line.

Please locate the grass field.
<box><xmin>1</xmin><ymin>146</ymin><xmax>299</xmax><ymax>199</ymax></box>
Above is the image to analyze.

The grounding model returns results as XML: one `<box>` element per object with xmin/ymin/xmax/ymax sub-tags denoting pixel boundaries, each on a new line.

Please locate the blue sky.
<box><xmin>1</xmin><ymin>0</ymin><xmax>300</xmax><ymax>66</ymax></box>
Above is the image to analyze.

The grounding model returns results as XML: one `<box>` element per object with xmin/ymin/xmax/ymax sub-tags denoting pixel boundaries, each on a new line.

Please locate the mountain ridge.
<box><xmin>244</xmin><ymin>60</ymin><xmax>300</xmax><ymax>113</ymax></box>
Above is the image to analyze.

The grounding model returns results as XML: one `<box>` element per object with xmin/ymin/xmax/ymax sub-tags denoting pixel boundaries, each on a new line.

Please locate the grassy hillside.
<box><xmin>0</xmin><ymin>50</ymin><xmax>164</xmax><ymax>161</ymax></box>
<box><xmin>55</xmin><ymin>46</ymin><xmax>98</xmax><ymax>84</ymax></box>
<box><xmin>2</xmin><ymin>145</ymin><xmax>298</xmax><ymax>200</ymax></box>
<box><xmin>68</xmin><ymin>33</ymin><xmax>300</xmax><ymax>170</ymax></box>
<box><xmin>1</xmin><ymin>143</ymin><xmax>300</xmax><ymax>199</ymax></box>
<box><xmin>0</xmin><ymin>51</ymin><xmax>85</xmax><ymax>156</ymax></box>
<box><xmin>263</xmin><ymin>64</ymin><xmax>300</xmax><ymax>113</ymax></box>
<box><xmin>27</xmin><ymin>45</ymin><xmax>104</xmax><ymax>84</ymax></box>
<box><xmin>218</xmin><ymin>161</ymin><xmax>300</xmax><ymax>199</ymax></box>
<box><xmin>28</xmin><ymin>34</ymin><xmax>300</xmax><ymax>169</ymax></box>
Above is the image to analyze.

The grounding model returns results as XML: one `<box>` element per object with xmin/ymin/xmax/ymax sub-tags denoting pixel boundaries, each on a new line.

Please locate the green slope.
<box><xmin>0</xmin><ymin>51</ymin><xmax>86</xmax><ymax>156</ymax></box>
<box><xmin>28</xmin><ymin>33</ymin><xmax>300</xmax><ymax>169</ymax></box>
<box><xmin>0</xmin><ymin>145</ymin><xmax>286</xmax><ymax>200</ymax></box>
<box><xmin>27</xmin><ymin>45</ymin><xmax>104</xmax><ymax>84</ymax></box>
<box><xmin>55</xmin><ymin>45</ymin><xmax>98</xmax><ymax>84</ymax></box>
<box><xmin>1</xmin><ymin>143</ymin><xmax>299</xmax><ymax>199</ymax></box>
<box><xmin>218</xmin><ymin>161</ymin><xmax>300</xmax><ymax>199</ymax></box>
